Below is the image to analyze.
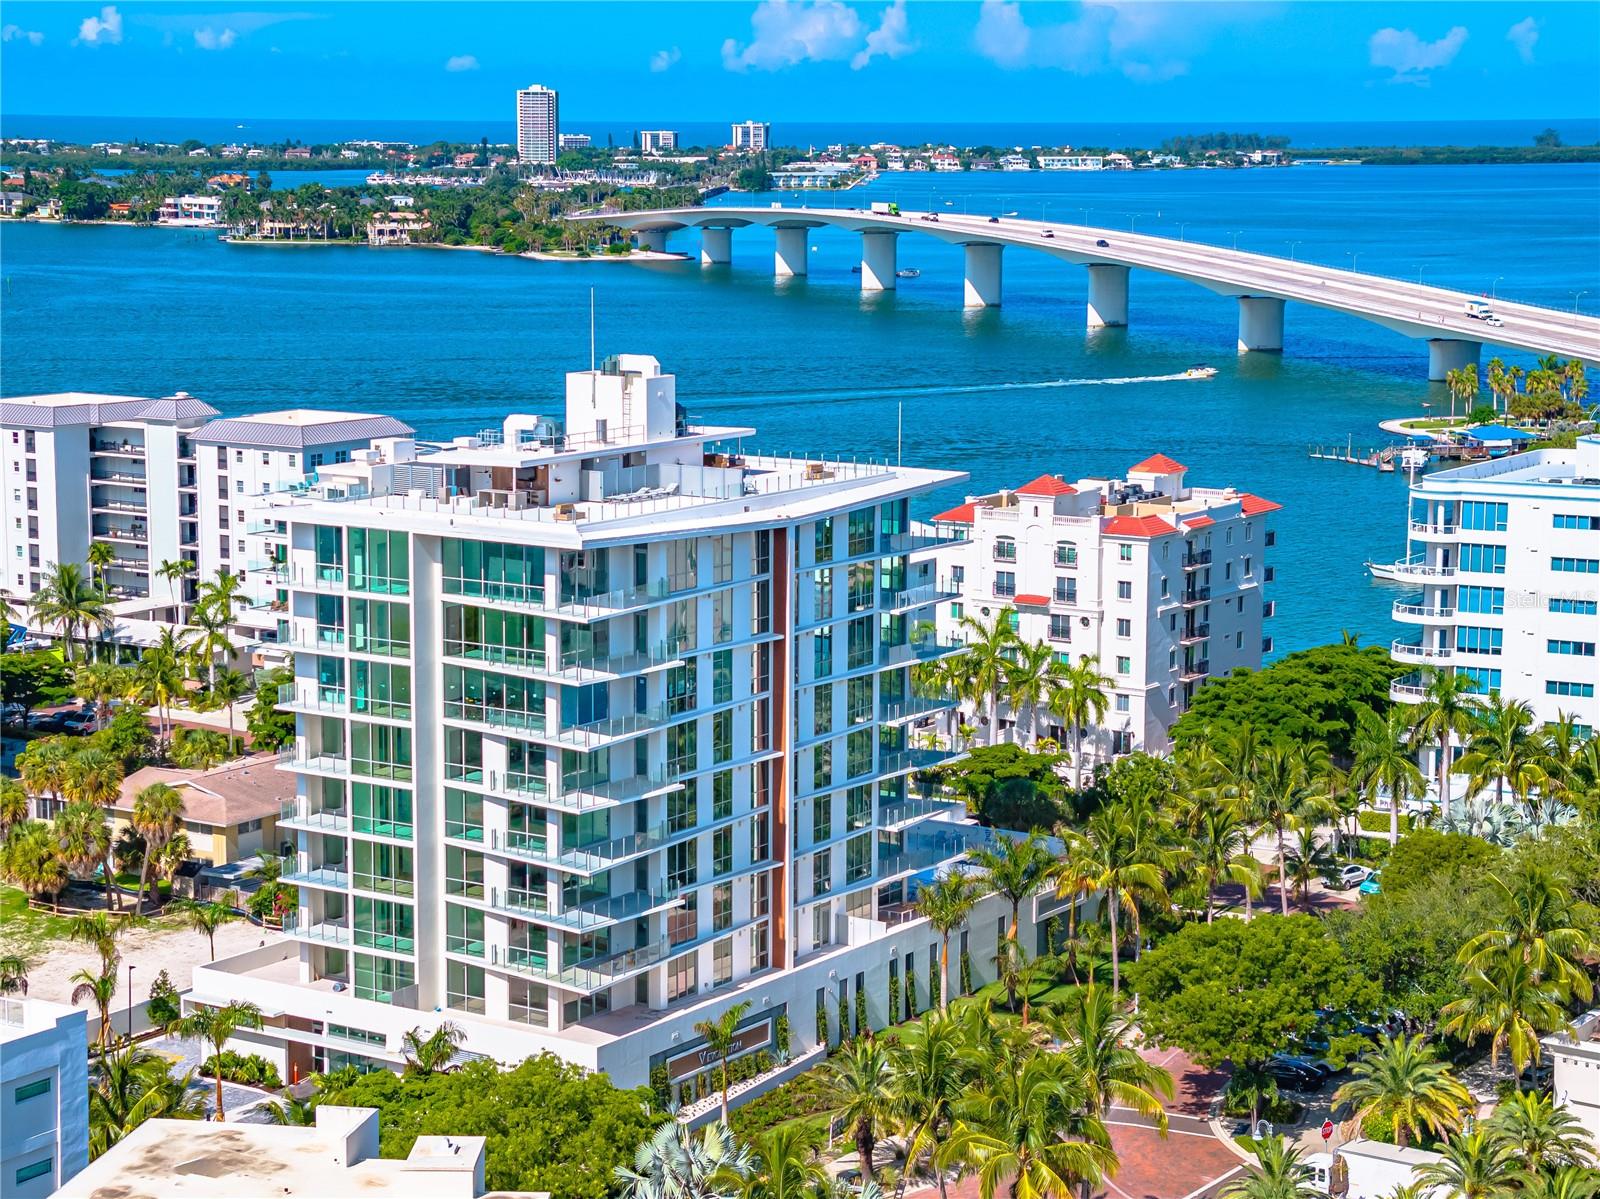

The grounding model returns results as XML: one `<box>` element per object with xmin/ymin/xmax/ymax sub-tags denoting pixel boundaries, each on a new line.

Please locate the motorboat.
<box><xmin>1399</xmin><ymin>446</ymin><xmax>1430</xmax><ymax>470</ymax></box>
<box><xmin>896</xmin><ymin>268</ymin><xmax>920</xmax><ymax>278</ymax></box>
<box><xmin>1366</xmin><ymin>561</ymin><xmax>1401</xmax><ymax>581</ymax></box>
<box><xmin>1184</xmin><ymin>365</ymin><xmax>1217</xmax><ymax>378</ymax></box>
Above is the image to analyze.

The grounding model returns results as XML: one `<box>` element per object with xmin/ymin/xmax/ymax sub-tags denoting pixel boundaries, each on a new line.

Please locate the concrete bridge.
<box><xmin>577</xmin><ymin>205</ymin><xmax>1600</xmax><ymax>380</ymax></box>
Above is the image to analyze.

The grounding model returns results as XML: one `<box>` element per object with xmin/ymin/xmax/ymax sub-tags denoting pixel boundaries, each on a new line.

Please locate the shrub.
<box><xmin>1357</xmin><ymin>810</ymin><xmax>1415</xmax><ymax>835</ymax></box>
<box><xmin>960</xmin><ymin>950</ymin><xmax>972</xmax><ymax>995</ymax></box>
<box><xmin>888</xmin><ymin>972</ymin><xmax>900</xmax><ymax>1025</ymax></box>
<box><xmin>773</xmin><ymin>1013</ymin><xmax>793</xmax><ymax>1062</ymax></box>
<box><xmin>815</xmin><ymin>996</ymin><xmax>829</xmax><ymax>1050</ymax></box>
<box><xmin>854</xmin><ymin>986</ymin><xmax>868</xmax><ymax>1036</ymax></box>
<box><xmin>200</xmin><ymin>1050</ymin><xmax>282</xmax><ymax>1090</ymax></box>
<box><xmin>649</xmin><ymin>1062</ymin><xmax>670</xmax><ymax>1110</ymax></box>
<box><xmin>146</xmin><ymin>970</ymin><xmax>180</xmax><ymax>1026</ymax></box>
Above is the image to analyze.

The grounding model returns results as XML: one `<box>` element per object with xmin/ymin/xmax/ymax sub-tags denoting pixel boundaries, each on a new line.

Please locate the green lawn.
<box><xmin>0</xmin><ymin>885</ymin><xmax>78</xmax><ymax>957</ymax></box>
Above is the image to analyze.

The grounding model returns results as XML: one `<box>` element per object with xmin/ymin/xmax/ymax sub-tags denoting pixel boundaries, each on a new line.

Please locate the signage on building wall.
<box><xmin>666</xmin><ymin>1018</ymin><xmax>773</xmax><ymax>1082</ymax></box>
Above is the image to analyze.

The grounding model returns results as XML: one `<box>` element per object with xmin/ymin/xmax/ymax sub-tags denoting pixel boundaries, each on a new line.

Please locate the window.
<box><xmin>812</xmin><ymin>743</ymin><xmax>832</xmax><ymax>792</ymax></box>
<box><xmin>1115</xmin><ymin>695</ymin><xmax>1130</xmax><ymax>713</ymax></box>
<box><xmin>348</xmin><ymin>528</ymin><xmax>410</xmax><ymax>595</ymax></box>
<box><xmin>14</xmin><ymin>1159</ymin><xmax>52</xmax><ymax>1186</ymax></box>
<box><xmin>1117</xmin><ymin>580</ymin><xmax>1132</xmax><ymax>600</ymax></box>
<box><xmin>667</xmin><ymin>952</ymin><xmax>697</xmax><ymax>1001</ymax></box>
<box><xmin>1116</xmin><ymin>618</ymin><xmax>1131</xmax><ymax>638</ymax></box>
<box><xmin>846</xmin><ymin>785</ymin><xmax>871</xmax><ymax>831</ymax></box>
<box><xmin>1457</xmin><ymin>667</ymin><xmax>1502</xmax><ymax>695</ymax></box>
<box><xmin>1551</xmin><ymin>558</ymin><xmax>1599</xmax><ymax>574</ymax></box>
<box><xmin>1118</xmin><ymin>544</ymin><xmax>1133</xmax><ymax>562</ymax></box>
<box><xmin>712</xmin><ymin>770</ymin><xmax>734</xmax><ymax>820</ymax></box>
<box><xmin>1116</xmin><ymin>656</ymin><xmax>1131</xmax><ymax>674</ymax></box>
<box><xmin>814</xmin><ymin>518</ymin><xmax>834</xmax><ymax>564</ymax></box>
<box><xmin>1055</xmin><ymin>577</ymin><xmax>1076</xmax><ymax>603</ymax></box>
<box><xmin>847</xmin><ymin>561</ymin><xmax>874</xmax><ymax>612</ymax></box>
<box><xmin>1055</xmin><ymin>541</ymin><xmax>1077</xmax><ymax>567</ymax></box>
<box><xmin>1049</xmin><ymin>614</ymin><xmax>1072</xmax><ymax>642</ymax></box>
<box><xmin>994</xmin><ymin>571</ymin><xmax>1016</xmax><ymax>598</ymax></box>
<box><xmin>847</xmin><ymin>617</ymin><xmax>874</xmax><ymax>669</ymax></box>
<box><xmin>812</xmin><ymin>849</ymin><xmax>832</xmax><ymax>896</ymax></box>
<box><xmin>993</xmin><ymin>537</ymin><xmax>1017</xmax><ymax>562</ymax></box>
<box><xmin>713</xmin><ymin>827</ymin><xmax>733</xmax><ymax>875</ymax></box>
<box><xmin>1554</xmin><ymin>513</ymin><xmax>1600</xmax><ymax>530</ymax></box>
<box><xmin>713</xmin><ymin>649</ymin><xmax>734</xmax><ymax>704</ymax></box>
<box><xmin>667</xmin><ymin>841</ymin><xmax>697</xmax><ymax>890</ymax></box>
<box><xmin>1549</xmin><ymin>639</ymin><xmax>1596</xmax><ymax>656</ymax></box>
<box><xmin>712</xmin><ymin>710</ymin><xmax>733</xmax><ymax>764</ymax></box>
<box><xmin>1550</xmin><ymin>598</ymin><xmax>1599</xmax><ymax>615</ymax></box>
<box><xmin>846</xmin><ymin>833</ymin><xmax>871</xmax><ymax>882</ymax></box>
<box><xmin>1456</xmin><ymin>627</ymin><xmax>1503</xmax><ymax>656</ymax></box>
<box><xmin>847</xmin><ymin>675</ymin><xmax>872</xmax><ymax>725</ymax></box>
<box><xmin>1456</xmin><ymin>543</ymin><xmax>1505</xmax><ymax>574</ymax></box>
<box><xmin>1458</xmin><ymin>586</ymin><xmax>1504</xmax><ymax>615</ymax></box>
<box><xmin>13</xmin><ymin>1077</ymin><xmax>50</xmax><ymax>1102</ymax></box>
<box><xmin>950</xmin><ymin>602</ymin><xmax>963</xmax><ymax>620</ymax></box>
<box><xmin>1460</xmin><ymin>501</ymin><xmax>1507</xmax><ymax>531</ymax></box>
<box><xmin>1548</xmin><ymin>680</ymin><xmax>1596</xmax><ymax>698</ymax></box>
<box><xmin>848</xmin><ymin>507</ymin><xmax>875</xmax><ymax>557</ymax></box>
<box><xmin>712</xmin><ymin>937</ymin><xmax>734</xmax><ymax>987</ymax></box>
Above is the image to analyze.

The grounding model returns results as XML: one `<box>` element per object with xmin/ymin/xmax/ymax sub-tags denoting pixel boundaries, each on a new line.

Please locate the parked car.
<box><xmin>1334</xmin><ymin>864</ymin><xmax>1372</xmax><ymax>890</ymax></box>
<box><xmin>987</xmin><ymin>215</ymin><xmax>999</xmax><ymax>223</ymax></box>
<box><xmin>1358</xmin><ymin>871</ymin><xmax>1383</xmax><ymax>896</ymax></box>
<box><xmin>1265</xmin><ymin>1058</ymin><xmax>1324</xmax><ymax>1090</ymax></box>
<box><xmin>59</xmin><ymin>709</ymin><xmax>97</xmax><ymax>733</ymax></box>
<box><xmin>1</xmin><ymin>702</ymin><xmax>24</xmax><ymax>726</ymax></box>
<box><xmin>1095</xmin><ymin>238</ymin><xmax>1110</xmax><ymax>247</ymax></box>
<box><xmin>1042</xmin><ymin>230</ymin><xmax>1055</xmax><ymax>238</ymax></box>
<box><xmin>25</xmin><ymin>710</ymin><xmax>68</xmax><ymax>733</ymax></box>
<box><xmin>1273</xmin><ymin>1053</ymin><xmax>1334</xmax><ymax>1080</ymax></box>
<box><xmin>1519</xmin><ymin>1061</ymin><xmax>1553</xmax><ymax>1090</ymax></box>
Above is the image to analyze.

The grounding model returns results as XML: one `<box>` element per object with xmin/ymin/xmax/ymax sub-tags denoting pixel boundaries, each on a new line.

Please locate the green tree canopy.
<box><xmin>1171</xmin><ymin>644</ymin><xmax>1402</xmax><ymax>762</ymax></box>
<box><xmin>316</xmin><ymin>1054</ymin><xmax>657</xmax><ymax>1198</ymax></box>
<box><xmin>1</xmin><ymin>650</ymin><xmax>73</xmax><ymax>714</ymax></box>
<box><xmin>1130</xmin><ymin>915</ymin><xmax>1380</xmax><ymax>1070</ymax></box>
<box><xmin>932</xmin><ymin>743</ymin><xmax>1071</xmax><ymax>831</ymax></box>
<box><xmin>1381</xmin><ymin>830</ymin><xmax>1502</xmax><ymax>896</ymax></box>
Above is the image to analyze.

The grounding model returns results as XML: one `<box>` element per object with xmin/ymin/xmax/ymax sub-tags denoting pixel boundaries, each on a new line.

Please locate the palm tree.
<box><xmin>939</xmin><ymin>1045</ymin><xmax>1116</xmax><ymax>1199</ymax></box>
<box><xmin>0</xmin><ymin>954</ymin><xmax>30</xmax><ymax>995</ymax></box>
<box><xmin>1189</xmin><ymin>802</ymin><xmax>1261</xmax><ymax>922</ymax></box>
<box><xmin>1220</xmin><ymin>1136</ymin><xmax>1318</xmax><ymax>1199</ymax></box>
<box><xmin>69</xmin><ymin>910</ymin><xmax>138</xmax><ymax>978</ymax></box>
<box><xmin>89</xmin><ymin>1043</ymin><xmax>205</xmax><ymax>1156</ymax></box>
<box><xmin>1442</xmin><ymin>950</ymin><xmax>1568</xmax><ymax>1074</ymax></box>
<box><xmin>1332</xmin><ymin>1034</ymin><xmax>1469</xmax><ymax>1149</ymax></box>
<box><xmin>261</xmin><ymin>1095</ymin><xmax>318</xmax><ymax>1126</ymax></box>
<box><xmin>1351</xmin><ymin>706</ymin><xmax>1428</xmax><ymax>847</ymax></box>
<box><xmin>720</xmin><ymin>1125</ymin><xmax>829</xmax><ymax>1199</ymax></box>
<box><xmin>64</xmin><ymin>749</ymin><xmax>124</xmax><ymax>908</ymax></box>
<box><xmin>1068</xmin><ymin>805</ymin><xmax>1167</xmax><ymax>995</ymax></box>
<box><xmin>972</xmin><ymin>832</ymin><xmax>1054</xmax><ymax>944</ymax></box>
<box><xmin>1460</xmin><ymin>861</ymin><xmax>1595</xmax><ymax>1004</ymax></box>
<box><xmin>617</xmin><ymin>1118</ymin><xmax>754</xmax><ymax>1199</ymax></box>
<box><xmin>889</xmin><ymin>1010</ymin><xmax>969</xmax><ymax>1199</ymax></box>
<box><xmin>166</xmin><ymin>1001</ymin><xmax>264</xmax><ymax>1120</ymax></box>
<box><xmin>0</xmin><ymin>778</ymin><xmax>29</xmax><ymax>843</ymax></box>
<box><xmin>1517</xmin><ymin>1166</ymin><xmax>1600</xmax><ymax>1199</ymax></box>
<box><xmin>70</xmin><ymin>967</ymin><xmax>119</xmax><ymax>1050</ymax></box>
<box><xmin>1004</xmin><ymin>640</ymin><xmax>1060</xmax><ymax>747</ymax></box>
<box><xmin>1486</xmin><ymin>1090</ymin><xmax>1595</xmax><ymax>1173</ymax></box>
<box><xmin>74</xmin><ymin>662</ymin><xmax>127</xmax><ymax>733</ymax></box>
<box><xmin>694</xmin><ymin>1000</ymin><xmax>753</xmax><ymax>1125</ymax></box>
<box><xmin>1408</xmin><ymin>671</ymin><xmax>1479</xmax><ymax>824</ymax></box>
<box><xmin>131</xmin><ymin>630</ymin><xmax>187</xmax><ymax>744</ymax></box>
<box><xmin>183</xmin><ymin>602</ymin><xmax>234</xmax><ymax>688</ymax></box>
<box><xmin>1454</xmin><ymin>694</ymin><xmax>1547</xmax><ymax>828</ymax></box>
<box><xmin>155</xmin><ymin>558</ymin><xmax>194</xmax><ymax>623</ymax></box>
<box><xmin>131</xmin><ymin>782</ymin><xmax>185</xmax><ymax>911</ymax></box>
<box><xmin>400</xmin><ymin>1021</ymin><xmax>465</xmax><ymax>1077</ymax></box>
<box><xmin>17</xmin><ymin>735</ymin><xmax>73</xmax><ymax>817</ymax></box>
<box><xmin>1414</xmin><ymin>1129</ymin><xmax>1519</xmax><ymax>1199</ymax></box>
<box><xmin>1249</xmin><ymin>743</ymin><xmax>1330</xmax><ymax>917</ymax></box>
<box><xmin>171</xmin><ymin>895</ymin><xmax>243</xmax><ymax>961</ymax></box>
<box><xmin>1282</xmin><ymin>825</ymin><xmax>1334</xmax><ymax>904</ymax></box>
<box><xmin>821</xmin><ymin>1035</ymin><xmax>894</xmax><ymax>1182</ymax></box>
<box><xmin>195</xmin><ymin>567</ymin><xmax>247</xmax><ymax>627</ymax></box>
<box><xmin>1048</xmin><ymin>983</ymin><xmax>1173</xmax><ymax>1133</ymax></box>
<box><xmin>1049</xmin><ymin>655</ymin><xmax>1112</xmax><ymax>787</ymax></box>
<box><xmin>1</xmin><ymin>821</ymin><xmax>69</xmax><ymax>910</ymax></box>
<box><xmin>31</xmin><ymin>561</ymin><xmax>112</xmax><ymax>661</ymax></box>
<box><xmin>210</xmin><ymin>667</ymin><xmax>249</xmax><ymax>752</ymax></box>
<box><xmin>956</xmin><ymin>609</ymin><xmax>1019</xmax><ymax>745</ymax></box>
<box><xmin>54</xmin><ymin>800</ymin><xmax>111</xmax><ymax>902</ymax></box>
<box><xmin>917</xmin><ymin>874</ymin><xmax>979</xmax><ymax>1011</ymax></box>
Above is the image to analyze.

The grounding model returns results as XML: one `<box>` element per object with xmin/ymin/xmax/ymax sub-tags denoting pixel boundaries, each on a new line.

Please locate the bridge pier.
<box><xmin>861</xmin><ymin>231</ymin><xmax>897</xmax><ymax>292</ymax></box>
<box><xmin>963</xmin><ymin>244</ymin><xmax>1003</xmax><ymax>308</ymax></box>
<box><xmin>1427</xmin><ymin>338</ymin><xmax>1481</xmax><ymax>382</ymax></box>
<box><xmin>774</xmin><ymin>228</ymin><xmax>808</xmax><ymax>278</ymax></box>
<box><xmin>1237</xmin><ymin>296</ymin><xmax>1285</xmax><ymax>353</ymax></box>
<box><xmin>1086</xmin><ymin>264</ymin><xmax>1129</xmax><ymax>328</ymax></box>
<box><xmin>700</xmin><ymin>227</ymin><xmax>732</xmax><ymax>266</ymax></box>
<box><xmin>637</xmin><ymin>228</ymin><xmax>668</xmax><ymax>254</ymax></box>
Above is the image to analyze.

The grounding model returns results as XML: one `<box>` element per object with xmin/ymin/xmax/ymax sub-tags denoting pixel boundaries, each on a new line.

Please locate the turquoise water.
<box><xmin>1</xmin><ymin>164</ymin><xmax>1596</xmax><ymax>654</ymax></box>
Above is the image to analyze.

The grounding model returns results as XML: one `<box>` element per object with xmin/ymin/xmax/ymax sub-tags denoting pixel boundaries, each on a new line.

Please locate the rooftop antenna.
<box><xmin>589</xmin><ymin>286</ymin><xmax>596</xmax><ymax>372</ymax></box>
<box><xmin>897</xmin><ymin>400</ymin><xmax>903</xmax><ymax>466</ymax></box>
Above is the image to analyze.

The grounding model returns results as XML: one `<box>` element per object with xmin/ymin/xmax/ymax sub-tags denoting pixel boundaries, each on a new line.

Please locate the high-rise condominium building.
<box><xmin>930</xmin><ymin>454</ymin><xmax>1279</xmax><ymax>763</ymax></box>
<box><xmin>1</xmin><ymin>998</ymin><xmax>90</xmax><ymax>1199</ymax></box>
<box><xmin>557</xmin><ymin>133</ymin><xmax>590</xmax><ymax>152</ymax></box>
<box><xmin>638</xmin><ymin>130</ymin><xmax>678</xmax><ymax>155</ymax></box>
<box><xmin>731</xmin><ymin>121</ymin><xmax>770</xmax><ymax>153</ymax></box>
<box><xmin>516</xmin><ymin>84</ymin><xmax>559</xmax><ymax>165</ymax></box>
<box><xmin>1387</xmin><ymin>433</ymin><xmax>1599</xmax><ymax>760</ymax></box>
<box><xmin>2</xmin><ymin>395</ymin><xmax>411</xmax><ymax>655</ymax></box>
<box><xmin>191</xmin><ymin>353</ymin><xmax>1034</xmax><ymax>1095</ymax></box>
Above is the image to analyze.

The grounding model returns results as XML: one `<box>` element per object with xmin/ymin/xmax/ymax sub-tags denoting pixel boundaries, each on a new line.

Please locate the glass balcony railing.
<box><xmin>492</xmin><ymin>939</ymin><xmax>672</xmax><ymax>994</ymax></box>
<box><xmin>281</xmin><ymin>866</ymin><xmax>350</xmax><ymax>890</ymax></box>
<box><xmin>879</xmin><ymin>636</ymin><xmax>965</xmax><ymax>669</ymax></box>
<box><xmin>442</xmin><ymin>699</ymin><xmax>548</xmax><ymax>735</ymax></box>
<box><xmin>878</xmin><ymin>694</ymin><xmax>956</xmax><ymax>723</ymax></box>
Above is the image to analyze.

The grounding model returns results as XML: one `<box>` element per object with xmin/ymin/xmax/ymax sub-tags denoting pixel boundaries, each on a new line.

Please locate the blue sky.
<box><xmin>2</xmin><ymin>1</ymin><xmax>1596</xmax><ymax>124</ymax></box>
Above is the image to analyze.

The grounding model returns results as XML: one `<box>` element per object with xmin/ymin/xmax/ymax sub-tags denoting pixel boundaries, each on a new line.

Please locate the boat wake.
<box><xmin>699</xmin><ymin>372</ymin><xmax>1208</xmax><ymax>410</ymax></box>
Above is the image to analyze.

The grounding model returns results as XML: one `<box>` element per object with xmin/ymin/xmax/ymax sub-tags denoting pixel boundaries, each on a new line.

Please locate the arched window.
<box><xmin>1055</xmin><ymin>540</ymin><xmax>1078</xmax><ymax>567</ymax></box>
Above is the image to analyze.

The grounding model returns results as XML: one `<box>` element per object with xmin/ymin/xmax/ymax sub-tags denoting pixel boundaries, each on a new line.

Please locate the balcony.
<box><xmin>1179</xmin><ymin>659</ymin><xmax>1210</xmax><ymax>682</ymax></box>
<box><xmin>1409</xmin><ymin>521</ymin><xmax>1459</xmax><ymax>538</ymax></box>
<box><xmin>281</xmin><ymin>866</ymin><xmax>350</xmax><ymax>891</ymax></box>
<box><xmin>877</xmin><ymin>826</ymin><xmax>993</xmax><ymax>881</ymax></box>
<box><xmin>1179</xmin><ymin>622</ymin><xmax>1209</xmax><ymax>645</ymax></box>
<box><xmin>277</xmin><ymin>683</ymin><xmax>348</xmax><ymax>717</ymax></box>
<box><xmin>281</xmin><ymin>914</ymin><xmax>352</xmax><ymax>945</ymax></box>
<box><xmin>90</xmin><ymin>469</ymin><xmax>146</xmax><ymax>486</ymax></box>
<box><xmin>90</xmin><ymin>497</ymin><xmax>148</xmax><ymax>515</ymax></box>
<box><xmin>879</xmin><ymin>636</ymin><xmax>966</xmax><ymax>669</ymax></box>
<box><xmin>880</xmin><ymin>580</ymin><xmax>962</xmax><ymax>613</ymax></box>
<box><xmin>491</xmin><ymin>884</ymin><xmax>679</xmax><ymax>931</ymax></box>
<box><xmin>1391</xmin><ymin>639</ymin><xmax>1452</xmax><ymax>663</ymax></box>
<box><xmin>278</xmin><ymin>800</ymin><xmax>350</xmax><ymax>833</ymax></box>
<box><xmin>93</xmin><ymin>525</ymin><xmax>148</xmax><ymax>544</ymax></box>
<box><xmin>1390</xmin><ymin>673</ymin><xmax>1429</xmax><ymax>702</ymax></box>
<box><xmin>879</xmin><ymin>797</ymin><xmax>960</xmax><ymax>831</ymax></box>
<box><xmin>1182</xmin><ymin>549</ymin><xmax>1212</xmax><ymax>570</ymax></box>
<box><xmin>878</xmin><ymin>746</ymin><xmax>964</xmax><ymax>778</ymax></box>
<box><xmin>1385</xmin><ymin>555</ymin><xmax>1457</xmax><ymax>581</ymax></box>
<box><xmin>276</xmin><ymin>751</ymin><xmax>353</xmax><ymax>779</ymax></box>
<box><xmin>1392</xmin><ymin>600</ymin><xmax>1455</xmax><ymax>622</ymax></box>
<box><xmin>554</xmin><ymin>635</ymin><xmax>692</xmax><ymax>682</ymax></box>
<box><xmin>441</xmin><ymin>698</ymin><xmax>547</xmax><ymax>736</ymax></box>
<box><xmin>490</xmin><ymin>937</ymin><xmax>671</xmax><ymax>995</ymax></box>
<box><xmin>1180</xmin><ymin>586</ymin><xmax>1211</xmax><ymax>607</ymax></box>
<box><xmin>880</xmin><ymin>529</ymin><xmax>963</xmax><ymax>555</ymax></box>
<box><xmin>878</xmin><ymin>694</ymin><xmax>956</xmax><ymax>724</ymax></box>
<box><xmin>91</xmin><ymin>441</ymin><xmax>146</xmax><ymax>457</ymax></box>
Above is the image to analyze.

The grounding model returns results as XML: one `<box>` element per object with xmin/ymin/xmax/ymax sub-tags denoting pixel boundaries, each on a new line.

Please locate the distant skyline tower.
<box><xmin>516</xmin><ymin>83</ymin><xmax>558</xmax><ymax>164</ymax></box>
<box><xmin>730</xmin><ymin>121</ymin><xmax>770</xmax><ymax>152</ymax></box>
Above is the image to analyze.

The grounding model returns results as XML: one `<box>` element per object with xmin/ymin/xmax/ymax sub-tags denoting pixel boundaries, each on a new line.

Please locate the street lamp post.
<box><xmin>1128</xmin><ymin>213</ymin><xmax>1143</xmax><ymax>232</ymax></box>
<box><xmin>1079</xmin><ymin>207</ymin><xmax>1091</xmax><ymax>226</ymax></box>
<box><xmin>1230</xmin><ymin>230</ymin><xmax>1243</xmax><ymax>250</ymax></box>
<box><xmin>1349</xmin><ymin>251</ymin><xmax>1360</xmax><ymax>273</ymax></box>
<box><xmin>1178</xmin><ymin>222</ymin><xmax>1190</xmax><ymax>241</ymax></box>
<box><xmin>1575</xmin><ymin>290</ymin><xmax>1589</xmax><ymax>314</ymax></box>
<box><xmin>126</xmin><ymin>964</ymin><xmax>137</xmax><ymax>1042</ymax></box>
<box><xmin>1287</xmin><ymin>240</ymin><xmax>1302</xmax><ymax>261</ymax></box>
<box><xmin>1492</xmin><ymin>276</ymin><xmax>1504</xmax><ymax>299</ymax></box>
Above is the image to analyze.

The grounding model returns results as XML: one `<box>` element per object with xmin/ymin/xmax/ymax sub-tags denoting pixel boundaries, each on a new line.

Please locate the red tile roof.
<box><xmin>932</xmin><ymin>502</ymin><xmax>977</xmax><ymax>524</ymax></box>
<box><xmin>1015</xmin><ymin>474</ymin><xmax>1076</xmax><ymax>497</ymax></box>
<box><xmin>1013</xmin><ymin>593</ymin><xmax>1050</xmax><ymax>606</ymax></box>
<box><xmin>1183</xmin><ymin>515</ymin><xmax>1215</xmax><ymax>529</ymax></box>
<box><xmin>1129</xmin><ymin>453</ymin><xmax>1186</xmax><ymax>474</ymax></box>
<box><xmin>1239</xmin><ymin>493</ymin><xmax>1283</xmax><ymax>516</ymax></box>
<box><xmin>1103</xmin><ymin>514</ymin><xmax>1177</xmax><ymax>537</ymax></box>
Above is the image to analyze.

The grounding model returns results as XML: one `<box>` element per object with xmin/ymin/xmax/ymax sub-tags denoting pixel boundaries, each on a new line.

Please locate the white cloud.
<box><xmin>722</xmin><ymin>0</ymin><xmax>867</xmax><ymax>72</ymax></box>
<box><xmin>76</xmin><ymin>5</ymin><xmax>122</xmax><ymax>45</ymax></box>
<box><xmin>1506</xmin><ymin>17</ymin><xmax>1538</xmax><ymax>63</ymax></box>
<box><xmin>193</xmin><ymin>25</ymin><xmax>237</xmax><ymax>50</ymax></box>
<box><xmin>851</xmin><ymin>1</ymin><xmax>913</xmax><ymax>69</ymax></box>
<box><xmin>650</xmin><ymin>46</ymin><xmax>681</xmax><ymax>72</ymax></box>
<box><xmin>1369</xmin><ymin>25</ymin><xmax>1468</xmax><ymax>84</ymax></box>
<box><xmin>972</xmin><ymin>0</ymin><xmax>1228</xmax><ymax>80</ymax></box>
<box><xmin>444</xmin><ymin>54</ymin><xmax>479</xmax><ymax>71</ymax></box>
<box><xmin>2</xmin><ymin>24</ymin><xmax>45</xmax><ymax>45</ymax></box>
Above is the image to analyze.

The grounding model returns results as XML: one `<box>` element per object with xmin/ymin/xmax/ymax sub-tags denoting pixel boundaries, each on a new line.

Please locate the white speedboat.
<box><xmin>1399</xmin><ymin>446</ymin><xmax>1430</xmax><ymax>470</ymax></box>
<box><xmin>1366</xmin><ymin>561</ymin><xmax>1400</xmax><ymax>581</ymax></box>
<box><xmin>896</xmin><ymin>268</ymin><xmax>920</xmax><ymax>278</ymax></box>
<box><xmin>1184</xmin><ymin>365</ymin><xmax>1217</xmax><ymax>378</ymax></box>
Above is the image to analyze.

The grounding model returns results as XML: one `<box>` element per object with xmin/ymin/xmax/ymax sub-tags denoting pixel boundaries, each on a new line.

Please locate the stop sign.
<box><xmin>1321</xmin><ymin>1120</ymin><xmax>1334</xmax><ymax>1142</ymax></box>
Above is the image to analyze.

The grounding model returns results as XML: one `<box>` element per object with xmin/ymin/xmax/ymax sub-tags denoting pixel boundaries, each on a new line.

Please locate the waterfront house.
<box><xmin>367</xmin><ymin>210</ymin><xmax>431</xmax><ymax>246</ymax></box>
<box><xmin>158</xmin><ymin>194</ymin><xmax>224</xmax><ymax>226</ymax></box>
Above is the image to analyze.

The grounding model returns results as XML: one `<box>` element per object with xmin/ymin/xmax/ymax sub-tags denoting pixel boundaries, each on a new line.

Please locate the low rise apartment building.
<box><xmin>0</xmin><ymin>998</ymin><xmax>89</xmax><ymax>1199</ymax></box>
<box><xmin>930</xmin><ymin>454</ymin><xmax>1279</xmax><ymax>763</ymax></box>
<box><xmin>189</xmin><ymin>353</ymin><xmax>1028</xmax><ymax>1093</ymax></box>
<box><xmin>638</xmin><ymin>129</ymin><xmax>678</xmax><ymax>155</ymax></box>
<box><xmin>1386</xmin><ymin>433</ymin><xmax>1600</xmax><ymax>754</ymax></box>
